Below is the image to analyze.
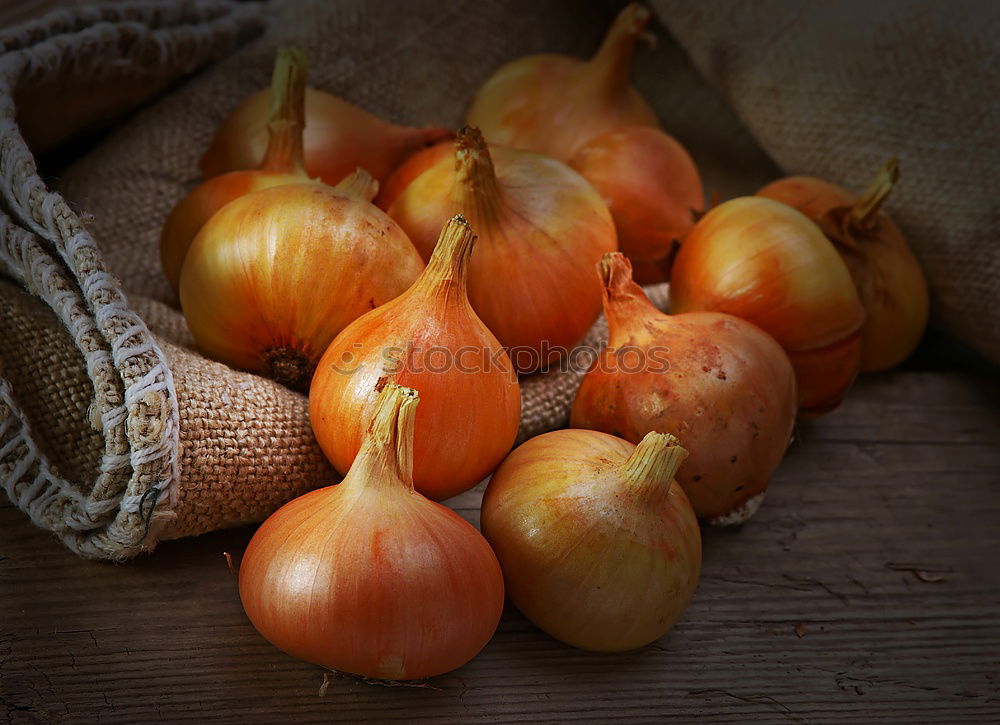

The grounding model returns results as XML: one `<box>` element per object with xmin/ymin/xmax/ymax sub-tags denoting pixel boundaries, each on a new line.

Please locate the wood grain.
<box><xmin>0</xmin><ymin>1</ymin><xmax>89</xmax><ymax>30</ymax></box>
<box><xmin>2</xmin><ymin>371</ymin><xmax>999</xmax><ymax>723</ymax></box>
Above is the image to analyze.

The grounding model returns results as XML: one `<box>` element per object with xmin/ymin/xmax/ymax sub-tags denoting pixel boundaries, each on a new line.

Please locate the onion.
<box><xmin>387</xmin><ymin>127</ymin><xmax>617</xmax><ymax>372</ymax></box>
<box><xmin>757</xmin><ymin>160</ymin><xmax>929</xmax><ymax>371</ymax></box>
<box><xmin>670</xmin><ymin>197</ymin><xmax>865</xmax><ymax>414</ymax></box>
<box><xmin>568</xmin><ymin>125</ymin><xmax>703</xmax><ymax>265</ymax></box>
<box><xmin>310</xmin><ymin>215</ymin><xmax>521</xmax><ymax>500</ymax></box>
<box><xmin>161</xmin><ymin>47</ymin><xmax>317</xmax><ymax>294</ymax></box>
<box><xmin>481</xmin><ymin>429</ymin><xmax>700</xmax><ymax>651</ymax></box>
<box><xmin>239</xmin><ymin>382</ymin><xmax>505</xmax><ymax>680</ymax></box>
<box><xmin>466</xmin><ymin>3</ymin><xmax>660</xmax><ymax>161</ymax></box>
<box><xmin>571</xmin><ymin>253</ymin><xmax>796</xmax><ymax>524</ymax></box>
<box><xmin>374</xmin><ymin>139</ymin><xmax>452</xmax><ymax>211</ymax></box>
<box><xmin>200</xmin><ymin>84</ymin><xmax>451</xmax><ymax>186</ymax></box>
<box><xmin>179</xmin><ymin>170</ymin><xmax>424</xmax><ymax>389</ymax></box>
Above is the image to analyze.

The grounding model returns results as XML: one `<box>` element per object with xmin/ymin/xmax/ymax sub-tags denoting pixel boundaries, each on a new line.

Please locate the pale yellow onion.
<box><xmin>481</xmin><ymin>429</ymin><xmax>700</xmax><ymax>652</ymax></box>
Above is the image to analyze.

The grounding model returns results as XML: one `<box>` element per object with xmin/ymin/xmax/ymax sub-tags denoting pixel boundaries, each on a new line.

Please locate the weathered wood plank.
<box><xmin>2</xmin><ymin>371</ymin><xmax>999</xmax><ymax>723</ymax></box>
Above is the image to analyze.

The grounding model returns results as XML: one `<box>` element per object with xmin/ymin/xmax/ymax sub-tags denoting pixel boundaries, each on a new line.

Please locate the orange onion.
<box><xmin>239</xmin><ymin>382</ymin><xmax>505</xmax><ymax>680</ymax></box>
<box><xmin>387</xmin><ymin>127</ymin><xmax>617</xmax><ymax>372</ymax></box>
<box><xmin>571</xmin><ymin>253</ymin><xmax>796</xmax><ymax>524</ymax></box>
<box><xmin>481</xmin><ymin>429</ymin><xmax>700</xmax><ymax>651</ymax></box>
<box><xmin>568</xmin><ymin>125</ymin><xmax>703</xmax><ymax>264</ymax></box>
<box><xmin>466</xmin><ymin>3</ymin><xmax>660</xmax><ymax>161</ymax></box>
<box><xmin>374</xmin><ymin>139</ymin><xmax>453</xmax><ymax>211</ymax></box>
<box><xmin>179</xmin><ymin>170</ymin><xmax>423</xmax><ymax>389</ymax></box>
<box><xmin>200</xmin><ymin>83</ymin><xmax>450</xmax><ymax>185</ymax></box>
<box><xmin>160</xmin><ymin>47</ymin><xmax>317</xmax><ymax>295</ymax></box>
<box><xmin>757</xmin><ymin>160</ymin><xmax>929</xmax><ymax>371</ymax></box>
<box><xmin>310</xmin><ymin>215</ymin><xmax>521</xmax><ymax>500</ymax></box>
<box><xmin>670</xmin><ymin>197</ymin><xmax>865</xmax><ymax>415</ymax></box>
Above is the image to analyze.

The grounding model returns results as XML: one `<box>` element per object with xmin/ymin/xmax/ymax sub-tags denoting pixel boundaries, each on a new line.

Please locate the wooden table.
<box><xmin>2</xmin><ymin>371</ymin><xmax>998</xmax><ymax>723</ymax></box>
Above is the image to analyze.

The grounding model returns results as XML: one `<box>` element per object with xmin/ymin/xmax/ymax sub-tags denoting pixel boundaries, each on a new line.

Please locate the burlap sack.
<box><xmin>0</xmin><ymin>1</ymin><xmax>325</xmax><ymax>560</ymax></box>
<box><xmin>652</xmin><ymin>0</ymin><xmax>1000</xmax><ymax>362</ymax></box>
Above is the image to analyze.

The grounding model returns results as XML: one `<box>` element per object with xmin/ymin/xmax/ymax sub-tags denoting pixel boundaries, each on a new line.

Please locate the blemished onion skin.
<box><xmin>310</xmin><ymin>215</ymin><xmax>521</xmax><ymax>501</ymax></box>
<box><xmin>670</xmin><ymin>197</ymin><xmax>865</xmax><ymax>415</ymax></box>
<box><xmin>568</xmin><ymin>126</ymin><xmax>703</xmax><ymax>263</ymax></box>
<box><xmin>481</xmin><ymin>429</ymin><xmax>701</xmax><ymax>652</ymax></box>
<box><xmin>757</xmin><ymin>160</ymin><xmax>929</xmax><ymax>372</ymax></box>
<box><xmin>200</xmin><ymin>86</ymin><xmax>451</xmax><ymax>185</ymax></box>
<box><xmin>179</xmin><ymin>172</ymin><xmax>424</xmax><ymax>389</ymax></box>
<box><xmin>161</xmin><ymin>48</ymin><xmax>314</xmax><ymax>294</ymax></box>
<box><xmin>239</xmin><ymin>383</ymin><xmax>505</xmax><ymax>681</ymax></box>
<box><xmin>375</xmin><ymin>140</ymin><xmax>453</xmax><ymax>211</ymax></box>
<box><xmin>466</xmin><ymin>3</ymin><xmax>660</xmax><ymax>161</ymax></box>
<box><xmin>570</xmin><ymin>253</ymin><xmax>796</xmax><ymax>524</ymax></box>
<box><xmin>387</xmin><ymin>127</ymin><xmax>617</xmax><ymax>373</ymax></box>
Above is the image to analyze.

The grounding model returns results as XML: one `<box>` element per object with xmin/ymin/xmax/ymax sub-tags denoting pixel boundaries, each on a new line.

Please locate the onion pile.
<box><xmin>155</xmin><ymin>29</ymin><xmax>931</xmax><ymax>678</ymax></box>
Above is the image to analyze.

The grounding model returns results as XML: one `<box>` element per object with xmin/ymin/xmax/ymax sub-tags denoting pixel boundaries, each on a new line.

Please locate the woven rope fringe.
<box><xmin>0</xmin><ymin>0</ymin><xmax>269</xmax><ymax>559</ymax></box>
<box><xmin>0</xmin><ymin>213</ymin><xmax>132</xmax><ymax>531</ymax></box>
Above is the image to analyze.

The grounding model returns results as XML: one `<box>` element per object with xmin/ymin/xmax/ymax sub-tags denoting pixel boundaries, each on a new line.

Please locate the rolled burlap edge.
<box><xmin>0</xmin><ymin>0</ymin><xmax>270</xmax><ymax>559</ymax></box>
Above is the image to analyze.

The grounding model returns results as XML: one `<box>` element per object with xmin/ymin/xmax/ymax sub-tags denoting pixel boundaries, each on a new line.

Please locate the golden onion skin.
<box><xmin>180</xmin><ymin>182</ymin><xmax>424</xmax><ymax>388</ymax></box>
<box><xmin>310</xmin><ymin>216</ymin><xmax>521</xmax><ymax>500</ymax></box>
